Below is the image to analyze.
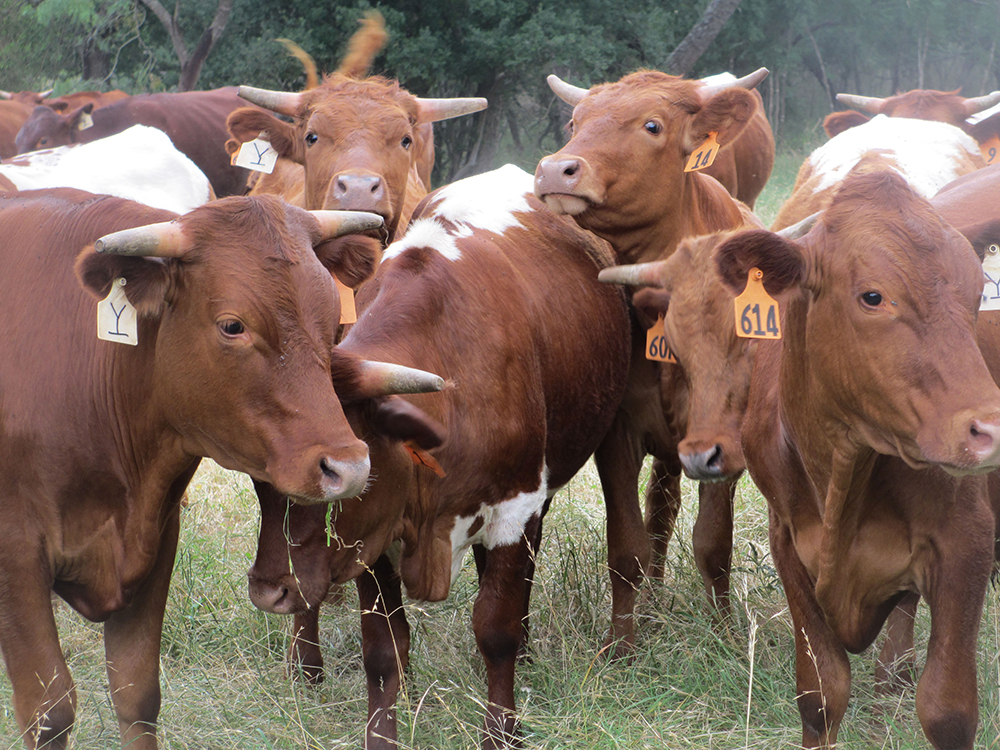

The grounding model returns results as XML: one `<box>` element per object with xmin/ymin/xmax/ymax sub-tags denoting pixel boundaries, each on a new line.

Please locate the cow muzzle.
<box><xmin>534</xmin><ymin>155</ymin><xmax>601</xmax><ymax>215</ymax></box>
<box><xmin>247</xmin><ymin>573</ymin><xmax>308</xmax><ymax>615</ymax></box>
<box><xmin>678</xmin><ymin>435</ymin><xmax>744</xmax><ymax>482</ymax></box>
<box><xmin>327</xmin><ymin>170</ymin><xmax>392</xmax><ymax>221</ymax></box>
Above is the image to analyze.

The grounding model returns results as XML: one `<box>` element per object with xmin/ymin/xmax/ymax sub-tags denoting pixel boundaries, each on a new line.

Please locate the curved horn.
<box><xmin>94</xmin><ymin>222</ymin><xmax>187</xmax><ymax>258</ymax></box>
<box><xmin>37</xmin><ymin>88</ymin><xmax>54</xmax><ymax>99</ymax></box>
<box><xmin>775</xmin><ymin>211</ymin><xmax>822</xmax><ymax>240</ymax></box>
<box><xmin>964</xmin><ymin>90</ymin><xmax>1000</xmax><ymax>117</ymax></box>
<box><xmin>597</xmin><ymin>261</ymin><xmax>667</xmax><ymax>288</ymax></box>
<box><xmin>0</xmin><ymin>90</ymin><xmax>10</xmax><ymax>99</ymax></box>
<box><xmin>311</xmin><ymin>210</ymin><xmax>384</xmax><ymax>240</ymax></box>
<box><xmin>835</xmin><ymin>93</ymin><xmax>886</xmax><ymax>115</ymax></box>
<box><xmin>700</xmin><ymin>67</ymin><xmax>769</xmax><ymax>99</ymax></box>
<box><xmin>414</xmin><ymin>97</ymin><xmax>488</xmax><ymax>124</ymax></box>
<box><xmin>547</xmin><ymin>74</ymin><xmax>589</xmax><ymax>107</ymax></box>
<box><xmin>237</xmin><ymin>85</ymin><xmax>305</xmax><ymax>117</ymax></box>
<box><xmin>356</xmin><ymin>360</ymin><xmax>445</xmax><ymax>396</ymax></box>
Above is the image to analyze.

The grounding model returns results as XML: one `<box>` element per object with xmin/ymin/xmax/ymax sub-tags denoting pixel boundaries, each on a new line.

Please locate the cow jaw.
<box><xmin>539</xmin><ymin>193</ymin><xmax>591</xmax><ymax>216</ymax></box>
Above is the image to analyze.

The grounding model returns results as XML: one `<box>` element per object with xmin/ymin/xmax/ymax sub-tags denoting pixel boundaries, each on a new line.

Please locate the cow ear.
<box><xmin>372</xmin><ymin>396</ymin><xmax>446</xmax><ymax>451</ymax></box>
<box><xmin>715</xmin><ymin>229</ymin><xmax>804</xmax><ymax>297</ymax></box>
<box><xmin>632</xmin><ymin>288</ymin><xmax>672</xmax><ymax>329</ymax></box>
<box><xmin>686</xmin><ymin>88</ymin><xmax>757</xmax><ymax>152</ymax></box>
<box><xmin>952</xmin><ymin>219</ymin><xmax>1000</xmax><ymax>262</ymax></box>
<box><xmin>75</xmin><ymin>250</ymin><xmax>173</xmax><ymax>317</ymax></box>
<box><xmin>823</xmin><ymin>111</ymin><xmax>870</xmax><ymax>138</ymax></box>
<box><xmin>314</xmin><ymin>234</ymin><xmax>383</xmax><ymax>288</ymax></box>
<box><xmin>48</xmin><ymin>101</ymin><xmax>70</xmax><ymax>113</ymax></box>
<box><xmin>69</xmin><ymin>103</ymin><xmax>95</xmax><ymax>129</ymax></box>
<box><xmin>227</xmin><ymin>108</ymin><xmax>303</xmax><ymax>163</ymax></box>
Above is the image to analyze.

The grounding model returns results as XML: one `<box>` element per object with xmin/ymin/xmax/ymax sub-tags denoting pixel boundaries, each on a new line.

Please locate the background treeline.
<box><xmin>1</xmin><ymin>0</ymin><xmax>998</xmax><ymax>182</ymax></box>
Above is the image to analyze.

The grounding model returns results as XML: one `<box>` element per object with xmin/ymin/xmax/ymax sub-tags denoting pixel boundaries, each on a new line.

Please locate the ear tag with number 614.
<box><xmin>97</xmin><ymin>277</ymin><xmax>138</xmax><ymax>346</ymax></box>
<box><xmin>646</xmin><ymin>315</ymin><xmax>677</xmax><ymax>362</ymax></box>
<box><xmin>734</xmin><ymin>268</ymin><xmax>780</xmax><ymax>339</ymax></box>
<box><xmin>234</xmin><ymin>136</ymin><xmax>278</xmax><ymax>174</ymax></box>
<box><xmin>684</xmin><ymin>131</ymin><xmax>720</xmax><ymax>172</ymax></box>
<box><xmin>980</xmin><ymin>135</ymin><xmax>1000</xmax><ymax>166</ymax></box>
<box><xmin>981</xmin><ymin>244</ymin><xmax>1000</xmax><ymax>311</ymax></box>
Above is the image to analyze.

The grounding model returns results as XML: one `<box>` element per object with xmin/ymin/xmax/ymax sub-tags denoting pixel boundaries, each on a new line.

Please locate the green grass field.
<box><xmin>3</xmin><ymin>146</ymin><xmax>1000</xmax><ymax>749</ymax></box>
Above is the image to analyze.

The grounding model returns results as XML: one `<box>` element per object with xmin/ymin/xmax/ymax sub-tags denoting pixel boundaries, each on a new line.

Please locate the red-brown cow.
<box><xmin>0</xmin><ymin>188</ymin><xmax>433</xmax><ymax>749</ymax></box>
<box><xmin>534</xmin><ymin>68</ymin><xmax>767</xmax><ymax>617</ymax></box>
<box><xmin>0</xmin><ymin>99</ymin><xmax>33</xmax><ymax>159</ymax></box>
<box><xmin>603</xmin><ymin>171</ymin><xmax>1000</xmax><ymax>749</ymax></box>
<box><xmin>15</xmin><ymin>88</ymin><xmax>257</xmax><ymax>197</ymax></box>
<box><xmin>246</xmin><ymin>165</ymin><xmax>632</xmax><ymax>749</ymax></box>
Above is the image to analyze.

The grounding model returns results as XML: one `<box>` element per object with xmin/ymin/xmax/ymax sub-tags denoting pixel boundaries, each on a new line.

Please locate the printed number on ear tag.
<box><xmin>684</xmin><ymin>131</ymin><xmax>720</xmax><ymax>172</ymax></box>
<box><xmin>734</xmin><ymin>268</ymin><xmax>780</xmax><ymax>339</ymax></box>
<box><xmin>335</xmin><ymin>277</ymin><xmax>357</xmax><ymax>324</ymax></box>
<box><xmin>97</xmin><ymin>277</ymin><xmax>138</xmax><ymax>346</ymax></box>
<box><xmin>981</xmin><ymin>244</ymin><xmax>1000</xmax><ymax>311</ymax></box>
<box><xmin>981</xmin><ymin>135</ymin><xmax>1000</xmax><ymax>166</ymax></box>
<box><xmin>234</xmin><ymin>136</ymin><xmax>278</xmax><ymax>174</ymax></box>
<box><xmin>646</xmin><ymin>315</ymin><xmax>677</xmax><ymax>362</ymax></box>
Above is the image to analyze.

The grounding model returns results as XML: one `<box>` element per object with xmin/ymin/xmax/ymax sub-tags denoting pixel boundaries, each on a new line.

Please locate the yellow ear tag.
<box><xmin>97</xmin><ymin>277</ymin><xmax>138</xmax><ymax>346</ymax></box>
<box><xmin>645</xmin><ymin>315</ymin><xmax>677</xmax><ymax>362</ymax></box>
<box><xmin>734</xmin><ymin>268</ymin><xmax>780</xmax><ymax>339</ymax></box>
<box><xmin>981</xmin><ymin>244</ymin><xmax>1000</xmax><ymax>311</ymax></box>
<box><xmin>684</xmin><ymin>131</ymin><xmax>720</xmax><ymax>172</ymax></box>
<box><xmin>335</xmin><ymin>277</ymin><xmax>357</xmax><ymax>324</ymax></box>
<box><xmin>77</xmin><ymin>111</ymin><xmax>94</xmax><ymax>131</ymax></box>
<box><xmin>234</xmin><ymin>135</ymin><xmax>277</xmax><ymax>174</ymax></box>
<box><xmin>981</xmin><ymin>135</ymin><xmax>1000</xmax><ymax>166</ymax></box>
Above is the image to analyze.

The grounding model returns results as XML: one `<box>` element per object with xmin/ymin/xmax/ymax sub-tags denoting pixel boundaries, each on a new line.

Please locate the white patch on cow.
<box><xmin>807</xmin><ymin>116</ymin><xmax>981</xmax><ymax>199</ymax></box>
<box><xmin>0</xmin><ymin>125</ymin><xmax>212</xmax><ymax>213</ymax></box>
<box><xmin>447</xmin><ymin>464</ymin><xmax>550</xmax><ymax>586</ymax></box>
<box><xmin>382</xmin><ymin>164</ymin><xmax>534</xmax><ymax>263</ymax></box>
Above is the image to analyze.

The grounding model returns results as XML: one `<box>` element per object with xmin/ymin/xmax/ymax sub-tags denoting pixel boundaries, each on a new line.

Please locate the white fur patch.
<box><xmin>807</xmin><ymin>116</ymin><xmax>981</xmax><ymax>199</ymax></box>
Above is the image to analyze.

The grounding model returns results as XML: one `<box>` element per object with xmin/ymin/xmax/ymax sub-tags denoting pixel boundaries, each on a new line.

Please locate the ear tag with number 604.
<box><xmin>335</xmin><ymin>277</ymin><xmax>357</xmax><ymax>324</ymax></box>
<box><xmin>234</xmin><ymin>136</ymin><xmax>278</xmax><ymax>174</ymax></box>
<box><xmin>980</xmin><ymin>135</ymin><xmax>1000</xmax><ymax>166</ymax></box>
<box><xmin>734</xmin><ymin>268</ymin><xmax>780</xmax><ymax>339</ymax></box>
<box><xmin>645</xmin><ymin>315</ymin><xmax>677</xmax><ymax>362</ymax></box>
<box><xmin>97</xmin><ymin>277</ymin><xmax>138</xmax><ymax>346</ymax></box>
<box><xmin>981</xmin><ymin>244</ymin><xmax>1000</xmax><ymax>311</ymax></box>
<box><xmin>684</xmin><ymin>131</ymin><xmax>720</xmax><ymax>172</ymax></box>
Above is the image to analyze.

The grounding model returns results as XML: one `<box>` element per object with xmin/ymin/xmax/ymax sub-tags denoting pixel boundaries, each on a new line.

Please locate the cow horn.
<box><xmin>775</xmin><ymin>211</ymin><xmax>822</xmax><ymax>240</ymax></box>
<box><xmin>0</xmin><ymin>90</ymin><xmax>10</xmax><ymax>99</ymax></box>
<box><xmin>700</xmin><ymin>67</ymin><xmax>769</xmax><ymax>99</ymax></box>
<box><xmin>237</xmin><ymin>85</ymin><xmax>305</xmax><ymax>117</ymax></box>
<box><xmin>547</xmin><ymin>74</ymin><xmax>589</xmax><ymax>106</ymax></box>
<box><xmin>964</xmin><ymin>90</ymin><xmax>1000</xmax><ymax>116</ymax></box>
<box><xmin>37</xmin><ymin>88</ymin><xmax>54</xmax><ymax>99</ymax></box>
<box><xmin>597</xmin><ymin>261</ymin><xmax>666</xmax><ymax>288</ymax></box>
<box><xmin>310</xmin><ymin>210</ymin><xmax>384</xmax><ymax>240</ymax></box>
<box><xmin>94</xmin><ymin>222</ymin><xmax>187</xmax><ymax>258</ymax></box>
<box><xmin>835</xmin><ymin>93</ymin><xmax>885</xmax><ymax>114</ymax></box>
<box><xmin>414</xmin><ymin>97</ymin><xmax>488</xmax><ymax>124</ymax></box>
<box><xmin>356</xmin><ymin>360</ymin><xmax>445</xmax><ymax>396</ymax></box>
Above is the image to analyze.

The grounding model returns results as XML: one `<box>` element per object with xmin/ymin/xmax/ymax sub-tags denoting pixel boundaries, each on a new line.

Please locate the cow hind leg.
<box><xmin>874</xmin><ymin>592</ymin><xmax>918</xmax><ymax>694</ymax></box>
<box><xmin>289</xmin><ymin>608</ymin><xmax>324</xmax><ymax>684</ymax></box>
<box><xmin>692</xmin><ymin>478</ymin><xmax>736</xmax><ymax>617</ymax></box>
<box><xmin>643</xmin><ymin>458</ymin><xmax>682</xmax><ymax>580</ymax></box>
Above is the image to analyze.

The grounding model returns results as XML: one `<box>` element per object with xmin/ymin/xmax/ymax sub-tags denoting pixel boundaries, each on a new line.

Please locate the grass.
<box><xmin>2</xmin><ymin>143</ymin><xmax>999</xmax><ymax>749</ymax></box>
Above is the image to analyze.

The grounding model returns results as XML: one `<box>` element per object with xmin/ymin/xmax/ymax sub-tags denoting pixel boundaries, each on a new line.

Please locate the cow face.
<box><xmin>15</xmin><ymin>103</ymin><xmax>93</xmax><ymax>152</ymax></box>
<box><xmin>534</xmin><ymin>71</ymin><xmax>757</xmax><ymax>236</ymax></box>
<box><xmin>717</xmin><ymin>172</ymin><xmax>1000</xmax><ymax>474</ymax></box>
<box><xmin>76</xmin><ymin>196</ymin><xmax>383</xmax><ymax>503</ymax></box>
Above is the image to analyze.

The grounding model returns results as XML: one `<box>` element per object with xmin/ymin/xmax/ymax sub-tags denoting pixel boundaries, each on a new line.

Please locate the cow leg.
<box><xmin>594</xmin><ymin>419</ymin><xmax>650</xmax><ymax>658</ymax></box>
<box><xmin>358</xmin><ymin>554</ymin><xmax>409</xmax><ymax>750</ymax></box>
<box><xmin>692</xmin><ymin>478</ymin><xmax>736</xmax><ymax>616</ymax></box>
<box><xmin>643</xmin><ymin>458</ymin><xmax>682</xmax><ymax>579</ymax></box>
<box><xmin>103</xmin><ymin>506</ymin><xmax>180</xmax><ymax>750</ymax></box>
<box><xmin>771</xmin><ymin>520</ymin><xmax>850</xmax><ymax>748</ymax></box>
<box><xmin>875</xmin><ymin>592</ymin><xmax>919</xmax><ymax>694</ymax></box>
<box><xmin>289</xmin><ymin>608</ymin><xmax>325</xmax><ymax>684</ymax></box>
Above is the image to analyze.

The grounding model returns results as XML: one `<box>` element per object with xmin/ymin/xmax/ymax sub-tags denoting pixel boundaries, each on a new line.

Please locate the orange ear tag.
<box><xmin>734</xmin><ymin>268</ymin><xmax>781</xmax><ymax>339</ymax></box>
<box><xmin>981</xmin><ymin>135</ymin><xmax>1000</xmax><ymax>166</ymax></box>
<box><xmin>645</xmin><ymin>315</ymin><xmax>677</xmax><ymax>362</ymax></box>
<box><xmin>684</xmin><ymin>131</ymin><xmax>720</xmax><ymax>172</ymax></box>
<box><xmin>335</xmin><ymin>277</ymin><xmax>357</xmax><ymax>324</ymax></box>
<box><xmin>404</xmin><ymin>441</ymin><xmax>446</xmax><ymax>478</ymax></box>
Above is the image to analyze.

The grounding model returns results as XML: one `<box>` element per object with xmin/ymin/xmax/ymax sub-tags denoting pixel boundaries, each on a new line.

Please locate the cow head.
<box><xmin>227</xmin><ymin>77</ymin><xmax>484</xmax><ymax>241</ymax></box>
<box><xmin>534</xmin><ymin>69</ymin><xmax>766</xmax><ymax>240</ymax></box>
<box><xmin>15</xmin><ymin>103</ymin><xmax>94</xmax><ymax>152</ymax></box>
<box><xmin>717</xmin><ymin>171</ymin><xmax>1000</xmax><ymax>474</ymax></box>
<box><xmin>75</xmin><ymin>196</ymin><xmax>390</xmax><ymax>502</ymax></box>
<box><xmin>828</xmin><ymin>88</ymin><xmax>1000</xmax><ymax>140</ymax></box>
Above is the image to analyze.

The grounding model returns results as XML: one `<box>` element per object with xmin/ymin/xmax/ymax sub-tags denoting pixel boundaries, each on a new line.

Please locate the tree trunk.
<box><xmin>136</xmin><ymin>0</ymin><xmax>232</xmax><ymax>91</ymax></box>
<box><xmin>665</xmin><ymin>0</ymin><xmax>744</xmax><ymax>76</ymax></box>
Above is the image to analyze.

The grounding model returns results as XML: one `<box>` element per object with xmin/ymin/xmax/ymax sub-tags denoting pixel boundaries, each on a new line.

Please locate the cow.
<box><xmin>15</xmin><ymin>88</ymin><xmax>257</xmax><ymax>197</ymax></box>
<box><xmin>0</xmin><ymin>187</ymin><xmax>450</xmax><ymax>749</ymax></box>
<box><xmin>533</xmin><ymin>67</ymin><xmax>768</xmax><ymax>618</ymax></box>
<box><xmin>0</xmin><ymin>100</ymin><xmax>33</xmax><ymax>159</ymax></box>
<box><xmin>595</xmin><ymin>171</ymin><xmax>1000</xmax><ymax>750</ymax></box>
<box><xmin>245</xmin><ymin>164</ymin><xmax>632</xmax><ymax>749</ymax></box>
<box><xmin>771</xmin><ymin>114</ymin><xmax>984</xmax><ymax>230</ymax></box>
<box><xmin>0</xmin><ymin>125</ymin><xmax>213</xmax><ymax>213</ymax></box>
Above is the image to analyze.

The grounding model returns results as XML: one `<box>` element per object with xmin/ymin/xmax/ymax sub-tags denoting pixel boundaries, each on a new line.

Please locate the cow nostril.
<box><xmin>705</xmin><ymin>445</ymin><xmax>723</xmax><ymax>468</ymax></box>
<box><xmin>562</xmin><ymin>161</ymin><xmax>580</xmax><ymax>177</ymax></box>
<box><xmin>320</xmin><ymin>457</ymin><xmax>342</xmax><ymax>489</ymax></box>
<box><xmin>369</xmin><ymin>179</ymin><xmax>381</xmax><ymax>194</ymax></box>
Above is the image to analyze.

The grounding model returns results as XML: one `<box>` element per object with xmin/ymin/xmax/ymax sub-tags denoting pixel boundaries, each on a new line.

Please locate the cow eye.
<box><xmin>305</xmin><ymin>132</ymin><xmax>318</xmax><ymax>146</ymax></box>
<box><xmin>401</xmin><ymin>135</ymin><xmax>412</xmax><ymax>150</ymax></box>
<box><xmin>644</xmin><ymin>120</ymin><xmax>662</xmax><ymax>135</ymax></box>
<box><xmin>219</xmin><ymin>319</ymin><xmax>245</xmax><ymax>337</ymax></box>
<box><xmin>861</xmin><ymin>291</ymin><xmax>883</xmax><ymax>307</ymax></box>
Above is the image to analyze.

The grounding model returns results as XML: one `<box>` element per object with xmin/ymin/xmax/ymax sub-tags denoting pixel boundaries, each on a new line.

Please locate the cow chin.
<box><xmin>540</xmin><ymin>193</ymin><xmax>592</xmax><ymax>216</ymax></box>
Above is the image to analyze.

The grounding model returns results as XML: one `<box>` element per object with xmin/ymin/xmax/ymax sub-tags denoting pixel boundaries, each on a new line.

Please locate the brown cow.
<box><xmin>15</xmin><ymin>88</ymin><xmax>257</xmax><ymax>197</ymax></box>
<box><xmin>602</xmin><ymin>171</ymin><xmax>1000</xmax><ymax>749</ymax></box>
<box><xmin>0</xmin><ymin>188</ymin><xmax>440</xmax><ymax>749</ymax></box>
<box><xmin>0</xmin><ymin>100</ymin><xmax>33</xmax><ymax>159</ymax></box>
<box><xmin>246</xmin><ymin>165</ymin><xmax>632</xmax><ymax>749</ymax></box>
<box><xmin>534</xmin><ymin>68</ymin><xmax>767</xmax><ymax>616</ymax></box>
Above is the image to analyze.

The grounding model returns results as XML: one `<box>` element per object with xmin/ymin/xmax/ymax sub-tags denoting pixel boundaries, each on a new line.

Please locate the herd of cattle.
<box><xmin>4</xmin><ymin>17</ymin><xmax>1000</xmax><ymax>750</ymax></box>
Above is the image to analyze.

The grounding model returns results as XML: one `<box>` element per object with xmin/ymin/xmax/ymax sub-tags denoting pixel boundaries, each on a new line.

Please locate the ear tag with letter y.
<box><xmin>981</xmin><ymin>244</ymin><xmax>1000</xmax><ymax>311</ymax></box>
<box><xmin>98</xmin><ymin>277</ymin><xmax>138</xmax><ymax>346</ymax></box>
<box><xmin>234</xmin><ymin>135</ymin><xmax>277</xmax><ymax>174</ymax></box>
<box><xmin>735</xmin><ymin>267</ymin><xmax>780</xmax><ymax>339</ymax></box>
<box><xmin>684</xmin><ymin>131</ymin><xmax>720</xmax><ymax>172</ymax></box>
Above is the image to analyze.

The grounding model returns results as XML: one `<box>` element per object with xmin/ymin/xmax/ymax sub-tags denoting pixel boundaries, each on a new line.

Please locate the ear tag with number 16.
<box><xmin>981</xmin><ymin>244</ymin><xmax>1000</xmax><ymax>311</ymax></box>
<box><xmin>97</xmin><ymin>277</ymin><xmax>138</xmax><ymax>346</ymax></box>
<box><xmin>734</xmin><ymin>267</ymin><xmax>780</xmax><ymax>339</ymax></box>
<box><xmin>646</xmin><ymin>315</ymin><xmax>677</xmax><ymax>362</ymax></box>
<box><xmin>684</xmin><ymin>131</ymin><xmax>720</xmax><ymax>172</ymax></box>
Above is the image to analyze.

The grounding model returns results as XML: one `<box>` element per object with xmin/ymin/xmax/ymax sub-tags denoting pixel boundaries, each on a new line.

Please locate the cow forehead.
<box><xmin>576</xmin><ymin>75</ymin><xmax>700</xmax><ymax>124</ymax></box>
<box><xmin>307</xmin><ymin>97</ymin><xmax>413</xmax><ymax>140</ymax></box>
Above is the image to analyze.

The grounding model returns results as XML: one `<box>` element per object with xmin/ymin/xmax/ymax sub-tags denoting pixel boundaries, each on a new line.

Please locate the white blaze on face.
<box><xmin>448</xmin><ymin>464</ymin><xmax>551</xmax><ymax>586</ymax></box>
<box><xmin>383</xmin><ymin>164</ymin><xmax>534</xmax><ymax>263</ymax></box>
<box><xmin>809</xmin><ymin>116</ymin><xmax>981</xmax><ymax>198</ymax></box>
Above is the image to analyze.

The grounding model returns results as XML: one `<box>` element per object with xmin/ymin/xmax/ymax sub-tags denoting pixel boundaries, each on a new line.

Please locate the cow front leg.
<box><xmin>643</xmin><ymin>458</ymin><xmax>682</xmax><ymax>579</ymax></box>
<box><xmin>875</xmin><ymin>592</ymin><xmax>919</xmax><ymax>693</ymax></box>
<box><xmin>103</xmin><ymin>506</ymin><xmax>180</xmax><ymax>750</ymax></box>
<box><xmin>289</xmin><ymin>608</ymin><xmax>324</xmax><ymax>684</ymax></box>
<box><xmin>358</xmin><ymin>554</ymin><xmax>409</xmax><ymax>750</ymax></box>
<box><xmin>692</xmin><ymin>478</ymin><xmax>736</xmax><ymax>617</ymax></box>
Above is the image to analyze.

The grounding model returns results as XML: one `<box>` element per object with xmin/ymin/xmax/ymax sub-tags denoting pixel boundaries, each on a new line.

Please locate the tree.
<box><xmin>136</xmin><ymin>0</ymin><xmax>232</xmax><ymax>91</ymax></box>
<box><xmin>665</xmin><ymin>0</ymin><xmax>743</xmax><ymax>75</ymax></box>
